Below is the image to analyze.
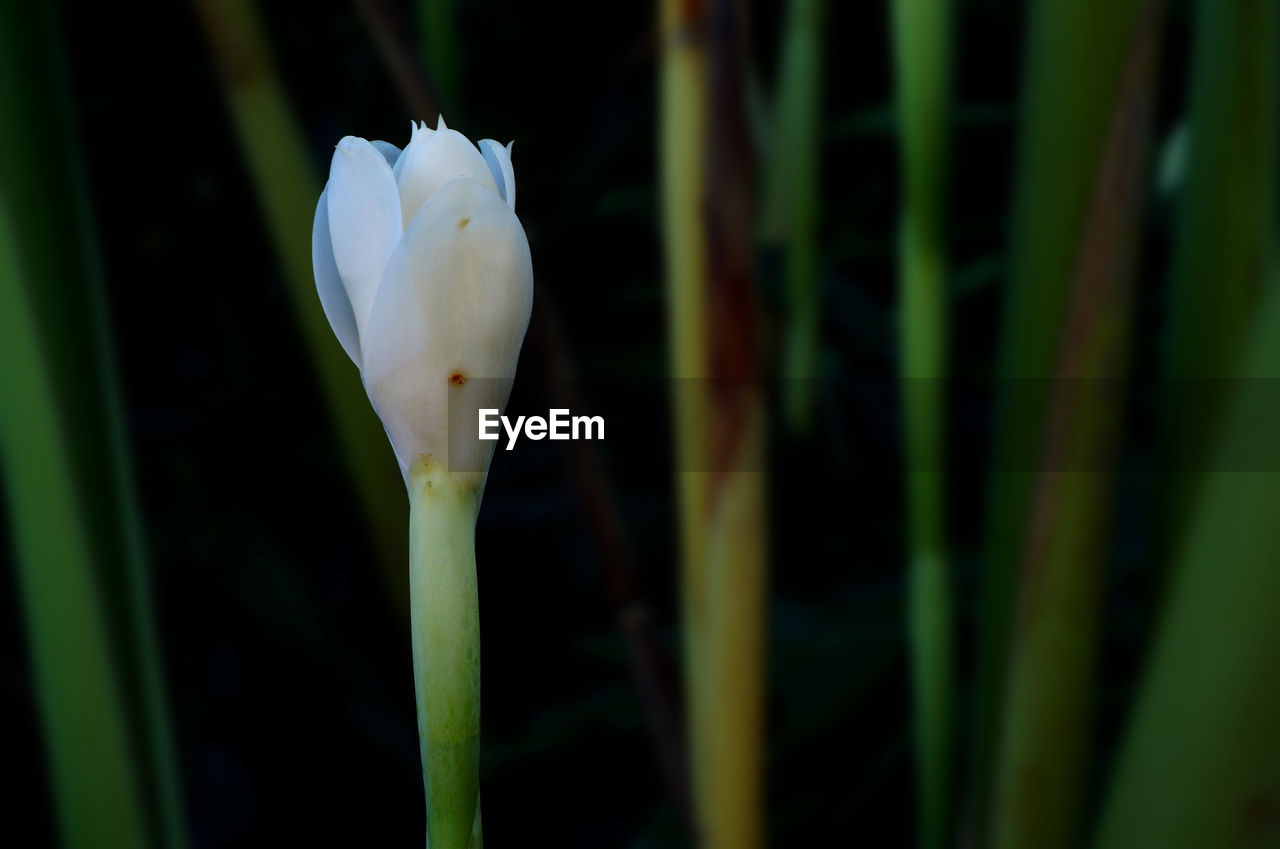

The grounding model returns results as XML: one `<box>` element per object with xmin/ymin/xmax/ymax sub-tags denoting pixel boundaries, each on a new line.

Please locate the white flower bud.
<box><xmin>312</xmin><ymin>118</ymin><xmax>532</xmax><ymax>483</ymax></box>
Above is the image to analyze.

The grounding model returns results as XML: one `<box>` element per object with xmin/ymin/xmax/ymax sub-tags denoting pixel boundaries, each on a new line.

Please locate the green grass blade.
<box><xmin>0</xmin><ymin>198</ymin><xmax>151</xmax><ymax>849</ymax></box>
<box><xmin>891</xmin><ymin>0</ymin><xmax>953</xmax><ymax>846</ymax></box>
<box><xmin>193</xmin><ymin>0</ymin><xmax>408</xmax><ymax>587</ymax></box>
<box><xmin>969</xmin><ymin>0</ymin><xmax>1146</xmax><ymax>839</ymax></box>
<box><xmin>761</xmin><ymin>0</ymin><xmax>827</xmax><ymax>431</ymax></box>
<box><xmin>0</xmin><ymin>4</ymin><xmax>187</xmax><ymax>846</ymax></box>
<box><xmin>1094</xmin><ymin>277</ymin><xmax>1280</xmax><ymax>849</ymax></box>
<box><xmin>1158</xmin><ymin>0</ymin><xmax>1280</xmax><ymax>538</ymax></box>
<box><xmin>987</xmin><ymin>7</ymin><xmax>1162</xmax><ymax>845</ymax></box>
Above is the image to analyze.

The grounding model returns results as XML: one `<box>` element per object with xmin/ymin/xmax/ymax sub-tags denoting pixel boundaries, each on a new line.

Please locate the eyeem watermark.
<box><xmin>479</xmin><ymin>408</ymin><xmax>605</xmax><ymax>450</ymax></box>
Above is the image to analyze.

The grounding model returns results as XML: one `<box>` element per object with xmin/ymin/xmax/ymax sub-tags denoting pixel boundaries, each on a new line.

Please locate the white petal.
<box><xmin>479</xmin><ymin>139</ymin><xmax>516</xmax><ymax>210</ymax></box>
<box><xmin>371</xmin><ymin>140</ymin><xmax>402</xmax><ymax>167</ymax></box>
<box><xmin>392</xmin><ymin>122</ymin><xmax>434</xmax><ymax>182</ymax></box>
<box><xmin>362</xmin><ymin>176</ymin><xmax>534</xmax><ymax>482</ymax></box>
<box><xmin>394</xmin><ymin>127</ymin><xmax>498</xmax><ymax>228</ymax></box>
<box><xmin>392</xmin><ymin>121</ymin><xmax>431</xmax><ymax>182</ymax></box>
<box><xmin>311</xmin><ymin>186</ymin><xmax>362</xmax><ymax>368</ymax></box>
<box><xmin>327</xmin><ymin>136</ymin><xmax>403</xmax><ymax>342</ymax></box>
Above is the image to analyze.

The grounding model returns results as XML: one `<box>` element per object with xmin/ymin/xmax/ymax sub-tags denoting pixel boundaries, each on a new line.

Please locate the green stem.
<box><xmin>763</xmin><ymin>0</ymin><xmax>826</xmax><ymax>431</ymax></box>
<box><xmin>891</xmin><ymin>0</ymin><xmax>953</xmax><ymax>845</ymax></box>
<box><xmin>0</xmin><ymin>200</ymin><xmax>151</xmax><ymax>849</ymax></box>
<box><xmin>409</xmin><ymin>456</ymin><xmax>482</xmax><ymax>849</ymax></box>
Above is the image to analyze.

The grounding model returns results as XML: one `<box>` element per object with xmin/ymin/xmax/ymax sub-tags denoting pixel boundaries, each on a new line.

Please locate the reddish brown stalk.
<box><xmin>530</xmin><ymin>299</ymin><xmax>693</xmax><ymax>829</ymax></box>
<box><xmin>1019</xmin><ymin>0</ymin><xmax>1162</xmax><ymax>608</ymax></box>
<box><xmin>704</xmin><ymin>0</ymin><xmax>760</xmax><ymax>483</ymax></box>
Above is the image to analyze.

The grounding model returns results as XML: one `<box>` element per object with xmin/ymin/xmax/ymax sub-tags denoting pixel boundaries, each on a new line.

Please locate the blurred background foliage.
<box><xmin>2</xmin><ymin>0</ymin><xmax>1279</xmax><ymax>847</ymax></box>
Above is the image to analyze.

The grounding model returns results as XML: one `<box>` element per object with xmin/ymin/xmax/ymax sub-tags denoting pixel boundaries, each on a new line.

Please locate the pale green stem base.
<box><xmin>409</xmin><ymin>456</ymin><xmax>482</xmax><ymax>849</ymax></box>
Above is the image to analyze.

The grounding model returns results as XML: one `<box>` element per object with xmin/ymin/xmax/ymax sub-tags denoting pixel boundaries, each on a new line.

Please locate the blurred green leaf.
<box><xmin>192</xmin><ymin>0</ymin><xmax>408</xmax><ymax>593</ymax></box>
<box><xmin>0</xmin><ymin>4</ymin><xmax>187</xmax><ymax>846</ymax></box>
<box><xmin>1094</xmin><ymin>278</ymin><xmax>1280</xmax><ymax>849</ymax></box>
<box><xmin>0</xmin><ymin>199</ymin><xmax>151</xmax><ymax>849</ymax></box>
<box><xmin>1158</xmin><ymin>0</ymin><xmax>1280</xmax><ymax>539</ymax></box>
<box><xmin>762</xmin><ymin>0</ymin><xmax>827</xmax><ymax>430</ymax></box>
<box><xmin>891</xmin><ymin>0</ymin><xmax>954</xmax><ymax>845</ymax></box>
<box><xmin>970</xmin><ymin>1</ymin><xmax>1148</xmax><ymax>841</ymax></box>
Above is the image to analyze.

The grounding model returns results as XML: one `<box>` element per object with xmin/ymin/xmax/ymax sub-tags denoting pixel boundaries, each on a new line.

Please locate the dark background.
<box><xmin>3</xmin><ymin>0</ymin><xmax>1198</xmax><ymax>845</ymax></box>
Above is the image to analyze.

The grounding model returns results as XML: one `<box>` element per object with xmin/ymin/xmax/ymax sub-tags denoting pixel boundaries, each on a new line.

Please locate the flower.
<box><xmin>312</xmin><ymin>117</ymin><xmax>533</xmax><ymax>483</ymax></box>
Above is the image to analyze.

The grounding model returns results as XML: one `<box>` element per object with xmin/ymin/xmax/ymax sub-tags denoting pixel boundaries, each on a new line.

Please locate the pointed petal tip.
<box><xmin>479</xmin><ymin>138</ymin><xmax>517</xmax><ymax>210</ymax></box>
<box><xmin>437</xmin><ymin>114</ymin><xmax>447</xmax><ymax>131</ymax></box>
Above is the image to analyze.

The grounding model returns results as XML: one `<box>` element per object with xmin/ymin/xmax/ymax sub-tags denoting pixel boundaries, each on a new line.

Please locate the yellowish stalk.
<box><xmin>408</xmin><ymin>456</ymin><xmax>482</xmax><ymax>849</ymax></box>
<box><xmin>661</xmin><ymin>2</ymin><xmax>767</xmax><ymax>846</ymax></box>
<box><xmin>659</xmin><ymin>0</ymin><xmax>713</xmax><ymax>834</ymax></box>
<box><xmin>702</xmin><ymin>405</ymin><xmax>768</xmax><ymax>848</ymax></box>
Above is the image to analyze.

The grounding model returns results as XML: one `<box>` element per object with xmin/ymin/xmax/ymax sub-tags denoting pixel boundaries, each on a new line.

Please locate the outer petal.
<box><xmin>478</xmin><ymin>139</ymin><xmax>516</xmax><ymax>210</ymax></box>
<box><xmin>371</xmin><ymin>140</ymin><xmax>402</xmax><ymax>167</ymax></box>
<box><xmin>394</xmin><ymin>127</ymin><xmax>499</xmax><ymax>228</ymax></box>
<box><xmin>311</xmin><ymin>186</ymin><xmax>362</xmax><ymax>367</ymax></box>
<box><xmin>327</xmin><ymin>136</ymin><xmax>403</xmax><ymax>342</ymax></box>
<box><xmin>362</xmin><ymin>176</ymin><xmax>533</xmax><ymax>482</ymax></box>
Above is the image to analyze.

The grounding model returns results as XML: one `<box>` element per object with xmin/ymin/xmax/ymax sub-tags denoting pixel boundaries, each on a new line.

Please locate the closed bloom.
<box><xmin>312</xmin><ymin>117</ymin><xmax>533</xmax><ymax>481</ymax></box>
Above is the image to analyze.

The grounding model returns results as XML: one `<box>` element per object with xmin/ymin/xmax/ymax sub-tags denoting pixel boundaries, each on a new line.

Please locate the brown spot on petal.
<box><xmin>457</xmin><ymin>216</ymin><xmax>471</xmax><ymax>230</ymax></box>
<box><xmin>450</xmin><ymin>372</ymin><xmax>467</xmax><ymax>386</ymax></box>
